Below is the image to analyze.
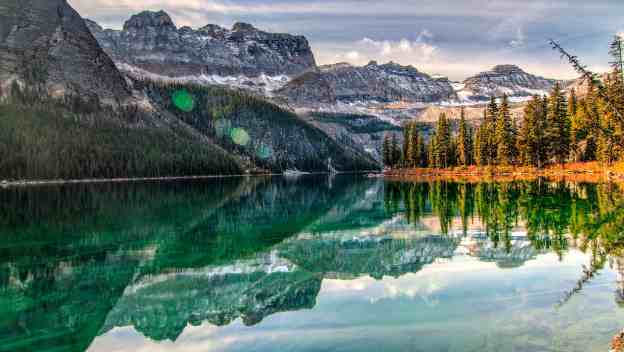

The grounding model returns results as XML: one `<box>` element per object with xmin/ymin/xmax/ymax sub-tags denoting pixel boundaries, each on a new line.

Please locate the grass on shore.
<box><xmin>385</xmin><ymin>162</ymin><xmax>624</xmax><ymax>183</ymax></box>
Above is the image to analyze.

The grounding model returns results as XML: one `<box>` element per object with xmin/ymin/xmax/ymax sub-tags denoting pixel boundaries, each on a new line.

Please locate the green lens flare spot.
<box><xmin>172</xmin><ymin>90</ymin><xmax>195</xmax><ymax>112</ymax></box>
<box><xmin>256</xmin><ymin>144</ymin><xmax>272</xmax><ymax>159</ymax></box>
<box><xmin>231</xmin><ymin>128</ymin><xmax>250</xmax><ymax>146</ymax></box>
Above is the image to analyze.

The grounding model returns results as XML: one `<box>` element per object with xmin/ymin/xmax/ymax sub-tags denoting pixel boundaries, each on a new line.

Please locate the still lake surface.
<box><xmin>1</xmin><ymin>175</ymin><xmax>624</xmax><ymax>352</ymax></box>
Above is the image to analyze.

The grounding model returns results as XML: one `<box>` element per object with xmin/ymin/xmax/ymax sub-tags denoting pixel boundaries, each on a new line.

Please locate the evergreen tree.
<box><xmin>485</xmin><ymin>97</ymin><xmax>499</xmax><ymax>164</ymax></box>
<box><xmin>391</xmin><ymin>133</ymin><xmax>401</xmax><ymax>168</ymax></box>
<box><xmin>475</xmin><ymin>110</ymin><xmax>489</xmax><ymax>166</ymax></box>
<box><xmin>546</xmin><ymin>83</ymin><xmax>571</xmax><ymax>164</ymax></box>
<box><xmin>419</xmin><ymin>135</ymin><xmax>428</xmax><ymax>167</ymax></box>
<box><xmin>403</xmin><ymin>123</ymin><xmax>411</xmax><ymax>167</ymax></box>
<box><xmin>495</xmin><ymin>94</ymin><xmax>515</xmax><ymax>165</ymax></box>
<box><xmin>511</xmin><ymin>117</ymin><xmax>519</xmax><ymax>162</ymax></box>
<box><xmin>467</xmin><ymin>125</ymin><xmax>474</xmax><ymax>165</ymax></box>
<box><xmin>596</xmin><ymin>74</ymin><xmax>624</xmax><ymax>164</ymax></box>
<box><xmin>487</xmin><ymin>96</ymin><xmax>499</xmax><ymax>123</ymax></box>
<box><xmin>383</xmin><ymin>133</ymin><xmax>392</xmax><ymax>168</ymax></box>
<box><xmin>568</xmin><ymin>89</ymin><xmax>582</xmax><ymax>162</ymax></box>
<box><xmin>434</xmin><ymin>113</ymin><xmax>452</xmax><ymax>168</ymax></box>
<box><xmin>406</xmin><ymin>124</ymin><xmax>419</xmax><ymax>167</ymax></box>
<box><xmin>518</xmin><ymin>95</ymin><xmax>548</xmax><ymax>167</ymax></box>
<box><xmin>457</xmin><ymin>108</ymin><xmax>472</xmax><ymax>166</ymax></box>
<box><xmin>428</xmin><ymin>134</ymin><xmax>437</xmax><ymax>168</ymax></box>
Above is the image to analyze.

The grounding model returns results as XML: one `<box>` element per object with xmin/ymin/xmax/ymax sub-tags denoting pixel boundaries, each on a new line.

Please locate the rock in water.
<box><xmin>0</xmin><ymin>0</ymin><xmax>130</xmax><ymax>102</ymax></box>
<box><xmin>86</xmin><ymin>11</ymin><xmax>317</xmax><ymax>78</ymax></box>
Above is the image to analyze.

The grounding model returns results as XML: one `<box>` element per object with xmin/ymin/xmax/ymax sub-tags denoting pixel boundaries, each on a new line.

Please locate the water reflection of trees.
<box><xmin>385</xmin><ymin>179</ymin><xmax>624</xmax><ymax>307</ymax></box>
<box><xmin>385</xmin><ymin>180</ymin><xmax>623</xmax><ymax>255</ymax></box>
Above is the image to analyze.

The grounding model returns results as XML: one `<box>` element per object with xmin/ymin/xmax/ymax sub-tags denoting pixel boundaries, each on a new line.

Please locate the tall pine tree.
<box><xmin>434</xmin><ymin>113</ymin><xmax>452</xmax><ymax>168</ymax></box>
<box><xmin>474</xmin><ymin>110</ymin><xmax>489</xmax><ymax>166</ymax></box>
<box><xmin>457</xmin><ymin>107</ymin><xmax>472</xmax><ymax>166</ymax></box>
<box><xmin>546</xmin><ymin>82</ymin><xmax>571</xmax><ymax>165</ymax></box>
<box><xmin>383</xmin><ymin>133</ymin><xmax>392</xmax><ymax>168</ymax></box>
<box><xmin>391</xmin><ymin>133</ymin><xmax>401</xmax><ymax>168</ymax></box>
<box><xmin>495</xmin><ymin>94</ymin><xmax>515</xmax><ymax>165</ymax></box>
<box><xmin>485</xmin><ymin>97</ymin><xmax>499</xmax><ymax>164</ymax></box>
<box><xmin>518</xmin><ymin>95</ymin><xmax>548</xmax><ymax>167</ymax></box>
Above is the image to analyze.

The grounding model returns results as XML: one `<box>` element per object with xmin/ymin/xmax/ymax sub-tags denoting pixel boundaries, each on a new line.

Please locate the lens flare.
<box><xmin>256</xmin><ymin>144</ymin><xmax>273</xmax><ymax>159</ymax></box>
<box><xmin>215</xmin><ymin>119</ymin><xmax>232</xmax><ymax>138</ymax></box>
<box><xmin>172</xmin><ymin>90</ymin><xmax>195</xmax><ymax>112</ymax></box>
<box><xmin>231</xmin><ymin>128</ymin><xmax>250</xmax><ymax>146</ymax></box>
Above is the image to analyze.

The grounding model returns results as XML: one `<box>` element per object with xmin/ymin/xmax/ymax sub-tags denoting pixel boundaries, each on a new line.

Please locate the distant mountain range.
<box><xmin>85</xmin><ymin>10</ymin><xmax>563</xmax><ymax>108</ymax></box>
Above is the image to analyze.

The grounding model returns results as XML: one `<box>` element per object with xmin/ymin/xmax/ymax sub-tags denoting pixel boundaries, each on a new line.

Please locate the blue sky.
<box><xmin>72</xmin><ymin>0</ymin><xmax>623</xmax><ymax>80</ymax></box>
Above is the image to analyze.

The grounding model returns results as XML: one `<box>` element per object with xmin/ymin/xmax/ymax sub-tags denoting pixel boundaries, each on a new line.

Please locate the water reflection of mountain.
<box><xmin>2</xmin><ymin>177</ymin><xmax>624</xmax><ymax>351</ymax></box>
<box><xmin>0</xmin><ymin>176</ymin><xmax>372</xmax><ymax>351</ymax></box>
<box><xmin>462</xmin><ymin>233</ymin><xmax>547</xmax><ymax>268</ymax></box>
<box><xmin>99</xmin><ymin>233</ymin><xmax>460</xmax><ymax>341</ymax></box>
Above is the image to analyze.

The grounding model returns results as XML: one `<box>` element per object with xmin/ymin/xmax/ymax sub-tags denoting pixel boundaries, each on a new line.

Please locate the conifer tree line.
<box><xmin>382</xmin><ymin>35</ymin><xmax>624</xmax><ymax>170</ymax></box>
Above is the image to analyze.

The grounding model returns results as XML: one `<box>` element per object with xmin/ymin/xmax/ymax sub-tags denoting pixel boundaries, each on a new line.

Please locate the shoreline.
<box><xmin>0</xmin><ymin>174</ymin><xmax>274</xmax><ymax>188</ymax></box>
<box><xmin>0</xmin><ymin>170</ymin><xmax>378</xmax><ymax>188</ymax></box>
<box><xmin>383</xmin><ymin>162</ymin><xmax>624</xmax><ymax>183</ymax></box>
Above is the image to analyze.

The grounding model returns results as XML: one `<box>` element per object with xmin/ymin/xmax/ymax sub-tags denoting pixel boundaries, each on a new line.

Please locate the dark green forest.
<box><xmin>0</xmin><ymin>84</ymin><xmax>243</xmax><ymax>180</ymax></box>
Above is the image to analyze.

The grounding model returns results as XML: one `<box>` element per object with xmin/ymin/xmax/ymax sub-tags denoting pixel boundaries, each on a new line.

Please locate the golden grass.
<box><xmin>385</xmin><ymin>162</ymin><xmax>624</xmax><ymax>183</ymax></box>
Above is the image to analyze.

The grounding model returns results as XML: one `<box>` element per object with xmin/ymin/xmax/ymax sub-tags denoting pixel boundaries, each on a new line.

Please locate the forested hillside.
<box><xmin>139</xmin><ymin>80</ymin><xmax>379</xmax><ymax>172</ymax></box>
<box><xmin>0</xmin><ymin>85</ymin><xmax>243</xmax><ymax>180</ymax></box>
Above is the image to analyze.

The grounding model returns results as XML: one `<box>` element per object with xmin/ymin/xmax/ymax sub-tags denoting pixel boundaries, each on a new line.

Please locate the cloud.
<box><xmin>357</xmin><ymin>30</ymin><xmax>438</xmax><ymax>61</ymax></box>
<box><xmin>345</xmin><ymin>51</ymin><xmax>361</xmax><ymax>60</ymax></box>
<box><xmin>73</xmin><ymin>0</ymin><xmax>618</xmax><ymax>80</ymax></box>
<box><xmin>509</xmin><ymin>28</ymin><xmax>527</xmax><ymax>48</ymax></box>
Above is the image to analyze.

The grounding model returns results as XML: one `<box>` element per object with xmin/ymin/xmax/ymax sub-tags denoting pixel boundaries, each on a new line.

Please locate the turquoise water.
<box><xmin>1</xmin><ymin>176</ymin><xmax>623</xmax><ymax>352</ymax></box>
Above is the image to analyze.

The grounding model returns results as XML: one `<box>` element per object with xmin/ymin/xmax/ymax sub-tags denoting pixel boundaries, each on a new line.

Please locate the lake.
<box><xmin>1</xmin><ymin>176</ymin><xmax>623</xmax><ymax>352</ymax></box>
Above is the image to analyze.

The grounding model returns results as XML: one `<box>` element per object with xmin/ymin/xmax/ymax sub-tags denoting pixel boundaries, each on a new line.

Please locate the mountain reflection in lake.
<box><xmin>1</xmin><ymin>176</ymin><xmax>624</xmax><ymax>352</ymax></box>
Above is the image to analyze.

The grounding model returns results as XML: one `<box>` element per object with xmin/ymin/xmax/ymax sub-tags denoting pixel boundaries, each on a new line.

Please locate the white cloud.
<box><xmin>357</xmin><ymin>30</ymin><xmax>438</xmax><ymax>62</ymax></box>
<box><xmin>345</xmin><ymin>51</ymin><xmax>361</xmax><ymax>60</ymax></box>
<box><xmin>509</xmin><ymin>28</ymin><xmax>526</xmax><ymax>48</ymax></box>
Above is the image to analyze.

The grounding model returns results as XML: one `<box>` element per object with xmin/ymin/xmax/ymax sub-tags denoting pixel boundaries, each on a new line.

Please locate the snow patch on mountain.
<box><xmin>117</xmin><ymin>62</ymin><xmax>291</xmax><ymax>94</ymax></box>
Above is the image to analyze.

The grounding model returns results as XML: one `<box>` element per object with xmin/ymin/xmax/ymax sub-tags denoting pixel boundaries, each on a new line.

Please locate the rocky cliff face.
<box><xmin>305</xmin><ymin>112</ymin><xmax>403</xmax><ymax>163</ymax></box>
<box><xmin>86</xmin><ymin>11</ymin><xmax>316</xmax><ymax>79</ymax></box>
<box><xmin>0</xmin><ymin>0</ymin><xmax>130</xmax><ymax>102</ymax></box>
<box><xmin>279</xmin><ymin>61</ymin><xmax>456</xmax><ymax>106</ymax></box>
<box><xmin>458</xmin><ymin>64</ymin><xmax>558</xmax><ymax>101</ymax></box>
<box><xmin>140</xmin><ymin>82</ymin><xmax>380</xmax><ymax>172</ymax></box>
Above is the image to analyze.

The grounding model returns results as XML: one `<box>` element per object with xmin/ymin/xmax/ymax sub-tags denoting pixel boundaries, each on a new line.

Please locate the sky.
<box><xmin>71</xmin><ymin>0</ymin><xmax>623</xmax><ymax>81</ymax></box>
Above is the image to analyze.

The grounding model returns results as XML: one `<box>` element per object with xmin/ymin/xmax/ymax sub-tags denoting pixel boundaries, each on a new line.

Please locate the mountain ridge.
<box><xmin>85</xmin><ymin>10</ymin><xmax>317</xmax><ymax>79</ymax></box>
<box><xmin>457</xmin><ymin>64</ymin><xmax>560</xmax><ymax>101</ymax></box>
<box><xmin>278</xmin><ymin>60</ymin><xmax>457</xmax><ymax>106</ymax></box>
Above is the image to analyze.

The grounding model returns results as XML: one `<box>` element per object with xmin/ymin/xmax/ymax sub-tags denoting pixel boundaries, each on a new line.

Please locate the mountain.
<box><xmin>278</xmin><ymin>61</ymin><xmax>456</xmax><ymax>106</ymax></box>
<box><xmin>304</xmin><ymin>112</ymin><xmax>404</xmax><ymax>163</ymax></box>
<box><xmin>139</xmin><ymin>81</ymin><xmax>380</xmax><ymax>172</ymax></box>
<box><xmin>85</xmin><ymin>11</ymin><xmax>316</xmax><ymax>83</ymax></box>
<box><xmin>0</xmin><ymin>0</ymin><xmax>130</xmax><ymax>103</ymax></box>
<box><xmin>457</xmin><ymin>65</ymin><xmax>558</xmax><ymax>101</ymax></box>
<box><xmin>0</xmin><ymin>1</ymin><xmax>380</xmax><ymax>180</ymax></box>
